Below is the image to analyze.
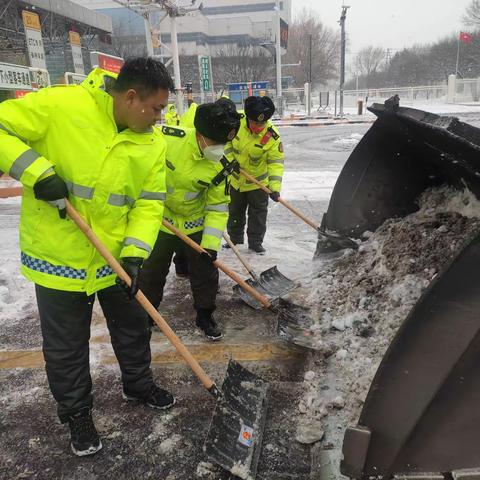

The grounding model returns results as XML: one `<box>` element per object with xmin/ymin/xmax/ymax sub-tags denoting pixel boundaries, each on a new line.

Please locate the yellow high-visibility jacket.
<box><xmin>179</xmin><ymin>102</ymin><xmax>198</xmax><ymax>128</ymax></box>
<box><xmin>225</xmin><ymin>113</ymin><xmax>284</xmax><ymax>193</ymax></box>
<box><xmin>164</xmin><ymin>104</ymin><xmax>180</xmax><ymax>126</ymax></box>
<box><xmin>0</xmin><ymin>68</ymin><xmax>166</xmax><ymax>294</ymax></box>
<box><xmin>159</xmin><ymin>125</ymin><xmax>229</xmax><ymax>251</ymax></box>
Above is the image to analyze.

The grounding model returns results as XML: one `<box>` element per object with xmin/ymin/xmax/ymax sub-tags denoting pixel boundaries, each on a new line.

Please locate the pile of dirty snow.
<box><xmin>292</xmin><ymin>186</ymin><xmax>480</xmax><ymax>459</ymax></box>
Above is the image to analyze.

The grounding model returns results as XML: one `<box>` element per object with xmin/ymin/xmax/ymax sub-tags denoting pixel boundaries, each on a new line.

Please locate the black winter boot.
<box><xmin>67</xmin><ymin>407</ymin><xmax>102</xmax><ymax>457</ymax></box>
<box><xmin>248</xmin><ymin>243</ymin><xmax>266</xmax><ymax>254</ymax></box>
<box><xmin>123</xmin><ymin>383</ymin><xmax>176</xmax><ymax>410</ymax></box>
<box><xmin>196</xmin><ymin>309</ymin><xmax>223</xmax><ymax>340</ymax></box>
<box><xmin>222</xmin><ymin>238</ymin><xmax>243</xmax><ymax>249</ymax></box>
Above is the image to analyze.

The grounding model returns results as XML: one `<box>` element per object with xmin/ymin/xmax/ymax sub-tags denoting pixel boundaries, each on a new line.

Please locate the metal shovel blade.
<box><xmin>276</xmin><ymin>299</ymin><xmax>323</xmax><ymax>350</ymax></box>
<box><xmin>233</xmin><ymin>278</ymin><xmax>272</xmax><ymax>310</ymax></box>
<box><xmin>233</xmin><ymin>267</ymin><xmax>295</xmax><ymax>309</ymax></box>
<box><xmin>316</xmin><ymin>228</ymin><xmax>359</xmax><ymax>254</ymax></box>
<box><xmin>258</xmin><ymin>266</ymin><xmax>295</xmax><ymax>297</ymax></box>
<box><xmin>204</xmin><ymin>359</ymin><xmax>269</xmax><ymax>480</ymax></box>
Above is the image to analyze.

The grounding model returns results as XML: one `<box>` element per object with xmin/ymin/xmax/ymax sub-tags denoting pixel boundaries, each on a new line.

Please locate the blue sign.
<box><xmin>228</xmin><ymin>81</ymin><xmax>268</xmax><ymax>91</ymax></box>
<box><xmin>228</xmin><ymin>81</ymin><xmax>269</xmax><ymax>103</ymax></box>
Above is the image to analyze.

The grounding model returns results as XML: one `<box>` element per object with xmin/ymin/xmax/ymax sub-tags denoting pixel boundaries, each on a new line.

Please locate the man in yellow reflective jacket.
<box><xmin>225</xmin><ymin>96</ymin><xmax>284</xmax><ymax>253</ymax></box>
<box><xmin>0</xmin><ymin>58</ymin><xmax>175</xmax><ymax>456</ymax></box>
<box><xmin>141</xmin><ymin>102</ymin><xmax>241</xmax><ymax>340</ymax></box>
<box><xmin>164</xmin><ymin>103</ymin><xmax>180</xmax><ymax>126</ymax></box>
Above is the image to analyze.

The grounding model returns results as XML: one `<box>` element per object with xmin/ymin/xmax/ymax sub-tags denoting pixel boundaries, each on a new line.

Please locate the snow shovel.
<box><xmin>162</xmin><ymin>219</ymin><xmax>272</xmax><ymax>310</ymax></box>
<box><xmin>223</xmin><ymin>232</ymin><xmax>295</xmax><ymax>310</ymax></box>
<box><xmin>163</xmin><ymin>220</ymin><xmax>321</xmax><ymax>350</ymax></box>
<box><xmin>65</xmin><ymin>200</ymin><xmax>268</xmax><ymax>480</ymax></box>
<box><xmin>238</xmin><ymin>168</ymin><xmax>358</xmax><ymax>251</ymax></box>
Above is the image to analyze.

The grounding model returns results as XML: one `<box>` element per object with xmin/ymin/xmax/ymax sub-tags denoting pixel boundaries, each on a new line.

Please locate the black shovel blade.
<box><xmin>233</xmin><ymin>279</ymin><xmax>272</xmax><ymax>310</ymax></box>
<box><xmin>259</xmin><ymin>266</ymin><xmax>295</xmax><ymax>297</ymax></box>
<box><xmin>204</xmin><ymin>360</ymin><xmax>269</xmax><ymax>480</ymax></box>
<box><xmin>316</xmin><ymin>228</ymin><xmax>359</xmax><ymax>254</ymax></box>
<box><xmin>276</xmin><ymin>299</ymin><xmax>322</xmax><ymax>350</ymax></box>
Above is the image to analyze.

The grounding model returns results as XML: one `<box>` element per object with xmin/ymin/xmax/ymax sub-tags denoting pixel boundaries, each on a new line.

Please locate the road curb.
<box><xmin>273</xmin><ymin>118</ymin><xmax>375</xmax><ymax>127</ymax></box>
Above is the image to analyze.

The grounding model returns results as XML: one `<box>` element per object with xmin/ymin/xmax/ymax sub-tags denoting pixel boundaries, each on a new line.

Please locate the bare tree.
<box><xmin>463</xmin><ymin>0</ymin><xmax>480</xmax><ymax>27</ymax></box>
<box><xmin>354</xmin><ymin>46</ymin><xmax>385</xmax><ymax>87</ymax></box>
<box><xmin>211</xmin><ymin>44</ymin><xmax>274</xmax><ymax>85</ymax></box>
<box><xmin>110</xmin><ymin>17</ymin><xmax>147</xmax><ymax>59</ymax></box>
<box><xmin>283</xmin><ymin>8</ymin><xmax>340</xmax><ymax>88</ymax></box>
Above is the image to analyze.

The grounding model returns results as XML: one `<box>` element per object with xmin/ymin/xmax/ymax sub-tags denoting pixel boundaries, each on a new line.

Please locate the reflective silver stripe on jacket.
<box><xmin>167</xmin><ymin>186</ymin><xmax>174</xmax><ymax>194</ymax></box>
<box><xmin>233</xmin><ymin>148</ymin><xmax>241</xmax><ymax>154</ymax></box>
<box><xmin>267</xmin><ymin>159</ymin><xmax>284</xmax><ymax>165</ymax></box>
<box><xmin>203</xmin><ymin>226</ymin><xmax>223</xmax><ymax>238</ymax></box>
<box><xmin>269</xmin><ymin>175</ymin><xmax>283</xmax><ymax>183</ymax></box>
<box><xmin>108</xmin><ymin>193</ymin><xmax>135</xmax><ymax>207</ymax></box>
<box><xmin>65</xmin><ymin>181</ymin><xmax>94</xmax><ymax>200</ymax></box>
<box><xmin>184</xmin><ymin>191</ymin><xmax>202</xmax><ymax>201</ymax></box>
<box><xmin>246</xmin><ymin>172</ymin><xmax>268</xmax><ymax>184</ymax></box>
<box><xmin>0</xmin><ymin>122</ymin><xmax>25</xmax><ymax>141</ymax></box>
<box><xmin>10</xmin><ymin>149</ymin><xmax>41</xmax><ymax>181</ymax></box>
<box><xmin>123</xmin><ymin>237</ymin><xmax>152</xmax><ymax>253</ymax></box>
<box><xmin>224</xmin><ymin>147</ymin><xmax>233</xmax><ymax>155</ymax></box>
<box><xmin>139</xmin><ymin>190</ymin><xmax>166</xmax><ymax>201</ymax></box>
<box><xmin>205</xmin><ymin>204</ymin><xmax>229</xmax><ymax>213</ymax></box>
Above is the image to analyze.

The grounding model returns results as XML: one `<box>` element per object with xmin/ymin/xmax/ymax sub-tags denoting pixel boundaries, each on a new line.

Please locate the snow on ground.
<box><xmin>285</xmin><ymin>100</ymin><xmax>480</xmax><ymax>119</ymax></box>
<box><xmin>0</xmin><ymin>196</ymin><xmax>36</xmax><ymax>349</ymax></box>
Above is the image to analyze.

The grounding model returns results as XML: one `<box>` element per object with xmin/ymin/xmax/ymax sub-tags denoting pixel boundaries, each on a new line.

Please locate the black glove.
<box><xmin>269</xmin><ymin>191</ymin><xmax>280</xmax><ymax>202</ymax></box>
<box><xmin>116</xmin><ymin>257</ymin><xmax>143</xmax><ymax>299</ymax></box>
<box><xmin>33</xmin><ymin>174</ymin><xmax>69</xmax><ymax>219</ymax></box>
<box><xmin>200</xmin><ymin>249</ymin><xmax>218</xmax><ymax>265</ymax></box>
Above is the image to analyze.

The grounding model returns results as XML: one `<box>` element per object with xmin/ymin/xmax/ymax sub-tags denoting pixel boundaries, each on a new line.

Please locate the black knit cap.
<box><xmin>194</xmin><ymin>102</ymin><xmax>241</xmax><ymax>143</ymax></box>
<box><xmin>244</xmin><ymin>95</ymin><xmax>275</xmax><ymax>122</ymax></box>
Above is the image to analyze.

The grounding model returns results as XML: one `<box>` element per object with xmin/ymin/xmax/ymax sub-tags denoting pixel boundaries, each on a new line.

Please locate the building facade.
<box><xmin>0</xmin><ymin>0</ymin><xmax>113</xmax><ymax>85</ymax></box>
<box><xmin>73</xmin><ymin>0</ymin><xmax>291</xmax><ymax>57</ymax></box>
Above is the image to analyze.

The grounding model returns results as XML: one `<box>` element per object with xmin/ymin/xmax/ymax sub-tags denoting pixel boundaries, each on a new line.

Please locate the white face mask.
<box><xmin>200</xmin><ymin>135</ymin><xmax>225</xmax><ymax>162</ymax></box>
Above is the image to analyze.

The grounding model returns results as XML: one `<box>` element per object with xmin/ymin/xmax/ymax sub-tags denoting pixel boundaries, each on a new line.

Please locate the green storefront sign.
<box><xmin>199</xmin><ymin>55</ymin><xmax>211</xmax><ymax>92</ymax></box>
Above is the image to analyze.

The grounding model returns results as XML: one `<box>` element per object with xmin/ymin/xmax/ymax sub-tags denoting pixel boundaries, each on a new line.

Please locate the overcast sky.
<box><xmin>293</xmin><ymin>0</ymin><xmax>472</xmax><ymax>55</ymax></box>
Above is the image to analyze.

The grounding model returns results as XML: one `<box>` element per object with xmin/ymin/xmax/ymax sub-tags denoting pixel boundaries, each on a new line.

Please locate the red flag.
<box><xmin>460</xmin><ymin>31</ymin><xmax>472</xmax><ymax>43</ymax></box>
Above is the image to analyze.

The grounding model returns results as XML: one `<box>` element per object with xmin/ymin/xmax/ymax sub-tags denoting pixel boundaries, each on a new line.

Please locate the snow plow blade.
<box><xmin>319</xmin><ymin>95</ymin><xmax>480</xmax><ymax>247</ymax></box>
<box><xmin>323</xmin><ymin>97</ymin><xmax>480</xmax><ymax>477</ymax></box>
<box><xmin>341</xmin><ymin>230</ymin><xmax>480</xmax><ymax>478</ymax></box>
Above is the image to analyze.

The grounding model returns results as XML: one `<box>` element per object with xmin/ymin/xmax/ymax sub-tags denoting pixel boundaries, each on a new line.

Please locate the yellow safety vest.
<box><xmin>0</xmin><ymin>68</ymin><xmax>167</xmax><ymax>294</ymax></box>
<box><xmin>226</xmin><ymin>114</ymin><xmax>284</xmax><ymax>193</ymax></box>
<box><xmin>159</xmin><ymin>125</ymin><xmax>230</xmax><ymax>251</ymax></box>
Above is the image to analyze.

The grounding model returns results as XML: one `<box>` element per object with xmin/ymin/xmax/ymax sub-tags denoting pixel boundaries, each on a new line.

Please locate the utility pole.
<box><xmin>339</xmin><ymin>5</ymin><xmax>350</xmax><ymax>118</ymax></box>
<box><xmin>309</xmin><ymin>34</ymin><xmax>312</xmax><ymax>84</ymax></box>
<box><xmin>169</xmin><ymin>12</ymin><xmax>182</xmax><ymax>112</ymax></box>
<box><xmin>144</xmin><ymin>12</ymin><xmax>154</xmax><ymax>56</ymax></box>
<box><xmin>275</xmin><ymin>0</ymin><xmax>283</xmax><ymax>116</ymax></box>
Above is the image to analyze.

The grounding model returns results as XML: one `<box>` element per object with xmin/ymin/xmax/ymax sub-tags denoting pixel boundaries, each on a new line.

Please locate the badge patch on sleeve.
<box><xmin>278</xmin><ymin>142</ymin><xmax>284</xmax><ymax>153</ymax></box>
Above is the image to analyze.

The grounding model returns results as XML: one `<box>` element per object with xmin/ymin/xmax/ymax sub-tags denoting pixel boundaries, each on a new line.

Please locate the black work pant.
<box><xmin>140</xmin><ymin>230</ymin><xmax>219</xmax><ymax>312</ymax></box>
<box><xmin>227</xmin><ymin>187</ymin><xmax>269</xmax><ymax>246</ymax></box>
<box><xmin>36</xmin><ymin>284</ymin><xmax>153</xmax><ymax>422</ymax></box>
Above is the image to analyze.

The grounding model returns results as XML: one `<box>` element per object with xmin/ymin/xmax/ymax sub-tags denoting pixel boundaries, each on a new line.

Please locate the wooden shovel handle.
<box><xmin>162</xmin><ymin>220</ymin><xmax>271</xmax><ymax>308</ymax></box>
<box><xmin>239</xmin><ymin>168</ymin><xmax>319</xmax><ymax>231</ymax></box>
<box><xmin>222</xmin><ymin>232</ymin><xmax>259</xmax><ymax>282</ymax></box>
<box><xmin>65</xmin><ymin>200</ymin><xmax>215</xmax><ymax>392</ymax></box>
